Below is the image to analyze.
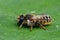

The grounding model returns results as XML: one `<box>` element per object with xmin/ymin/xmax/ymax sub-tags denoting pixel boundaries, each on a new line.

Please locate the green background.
<box><xmin>0</xmin><ymin>0</ymin><xmax>60</xmax><ymax>40</ymax></box>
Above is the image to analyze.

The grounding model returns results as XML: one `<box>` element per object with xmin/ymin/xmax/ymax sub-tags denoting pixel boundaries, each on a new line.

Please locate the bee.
<box><xmin>17</xmin><ymin>14</ymin><xmax>52</xmax><ymax>31</ymax></box>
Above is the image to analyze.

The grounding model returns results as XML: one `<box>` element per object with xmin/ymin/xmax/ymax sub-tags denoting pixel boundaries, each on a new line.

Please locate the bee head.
<box><xmin>17</xmin><ymin>15</ymin><xmax>25</xmax><ymax>26</ymax></box>
<box><xmin>20</xmin><ymin>15</ymin><xmax>25</xmax><ymax>20</ymax></box>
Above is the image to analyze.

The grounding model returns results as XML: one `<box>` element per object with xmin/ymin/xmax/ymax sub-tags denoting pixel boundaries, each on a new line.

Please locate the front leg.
<box><xmin>19</xmin><ymin>20</ymin><xmax>25</xmax><ymax>29</ymax></box>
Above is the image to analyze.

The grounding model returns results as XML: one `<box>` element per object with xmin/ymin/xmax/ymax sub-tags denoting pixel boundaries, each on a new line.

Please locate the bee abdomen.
<box><xmin>41</xmin><ymin>15</ymin><xmax>52</xmax><ymax>25</ymax></box>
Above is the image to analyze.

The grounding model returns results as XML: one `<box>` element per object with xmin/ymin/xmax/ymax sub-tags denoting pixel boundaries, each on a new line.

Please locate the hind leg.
<box><xmin>37</xmin><ymin>22</ymin><xmax>47</xmax><ymax>30</ymax></box>
<box><xmin>39</xmin><ymin>23</ymin><xmax>47</xmax><ymax>30</ymax></box>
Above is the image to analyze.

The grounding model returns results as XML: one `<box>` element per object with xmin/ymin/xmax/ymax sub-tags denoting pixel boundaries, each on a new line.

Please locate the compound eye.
<box><xmin>20</xmin><ymin>15</ymin><xmax>25</xmax><ymax>20</ymax></box>
<box><xmin>20</xmin><ymin>17</ymin><xmax>24</xmax><ymax>20</ymax></box>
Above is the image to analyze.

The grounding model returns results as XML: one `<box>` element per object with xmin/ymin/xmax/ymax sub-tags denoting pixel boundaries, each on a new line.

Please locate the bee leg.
<box><xmin>30</xmin><ymin>25</ymin><xmax>33</xmax><ymax>31</ymax></box>
<box><xmin>19</xmin><ymin>20</ymin><xmax>25</xmax><ymax>29</ymax></box>
<box><xmin>39</xmin><ymin>23</ymin><xmax>47</xmax><ymax>30</ymax></box>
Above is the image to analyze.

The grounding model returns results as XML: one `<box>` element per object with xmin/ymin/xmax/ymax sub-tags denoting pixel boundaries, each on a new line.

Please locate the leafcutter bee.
<box><xmin>17</xmin><ymin>14</ymin><xmax>52</xmax><ymax>31</ymax></box>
